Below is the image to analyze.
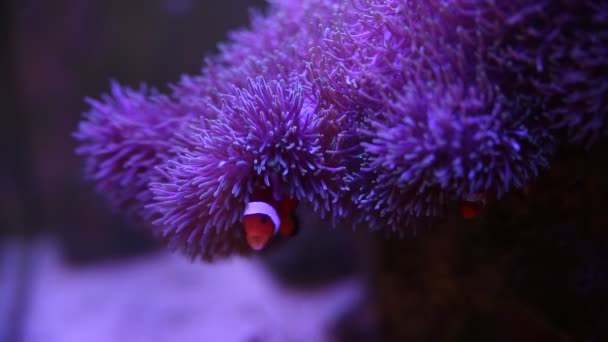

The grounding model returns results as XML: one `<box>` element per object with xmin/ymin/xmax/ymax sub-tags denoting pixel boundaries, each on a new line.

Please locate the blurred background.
<box><xmin>1</xmin><ymin>0</ymin><xmax>270</xmax><ymax>260</ymax></box>
<box><xmin>0</xmin><ymin>1</ymin><xmax>375</xmax><ymax>341</ymax></box>
<box><xmin>2</xmin><ymin>1</ymin><xmax>608</xmax><ymax>342</ymax></box>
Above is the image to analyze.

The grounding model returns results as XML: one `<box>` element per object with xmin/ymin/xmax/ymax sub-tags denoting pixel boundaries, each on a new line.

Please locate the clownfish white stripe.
<box><xmin>244</xmin><ymin>201</ymin><xmax>281</xmax><ymax>234</ymax></box>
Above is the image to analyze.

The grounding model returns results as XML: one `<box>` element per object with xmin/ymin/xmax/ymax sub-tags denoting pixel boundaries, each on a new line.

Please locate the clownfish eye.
<box><xmin>260</xmin><ymin>215</ymin><xmax>268</xmax><ymax>224</ymax></box>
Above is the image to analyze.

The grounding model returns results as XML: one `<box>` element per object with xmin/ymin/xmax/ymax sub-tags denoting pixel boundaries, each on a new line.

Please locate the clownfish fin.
<box><xmin>278</xmin><ymin>197</ymin><xmax>298</xmax><ymax>236</ymax></box>
<box><xmin>279</xmin><ymin>197</ymin><xmax>298</xmax><ymax>213</ymax></box>
<box><xmin>279</xmin><ymin>214</ymin><xmax>299</xmax><ymax>237</ymax></box>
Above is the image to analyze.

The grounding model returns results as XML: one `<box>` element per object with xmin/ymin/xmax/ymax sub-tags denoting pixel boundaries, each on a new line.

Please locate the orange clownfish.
<box><xmin>460</xmin><ymin>193</ymin><xmax>487</xmax><ymax>219</ymax></box>
<box><xmin>461</xmin><ymin>201</ymin><xmax>484</xmax><ymax>219</ymax></box>
<box><xmin>242</xmin><ymin>197</ymin><xmax>298</xmax><ymax>251</ymax></box>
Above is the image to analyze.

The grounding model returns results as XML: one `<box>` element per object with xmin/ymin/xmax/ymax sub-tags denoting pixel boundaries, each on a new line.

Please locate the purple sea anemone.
<box><xmin>148</xmin><ymin>77</ymin><xmax>351</xmax><ymax>259</ymax></box>
<box><xmin>75</xmin><ymin>0</ymin><xmax>607</xmax><ymax>259</ymax></box>
<box><xmin>74</xmin><ymin>83</ymin><xmax>188</xmax><ymax>224</ymax></box>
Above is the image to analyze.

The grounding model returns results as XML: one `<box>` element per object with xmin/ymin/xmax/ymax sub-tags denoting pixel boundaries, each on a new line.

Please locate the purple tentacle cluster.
<box><xmin>75</xmin><ymin>0</ymin><xmax>607</xmax><ymax>259</ymax></box>
<box><xmin>74</xmin><ymin>83</ymin><xmax>188</xmax><ymax>224</ymax></box>
<box><xmin>148</xmin><ymin>77</ymin><xmax>351</xmax><ymax>259</ymax></box>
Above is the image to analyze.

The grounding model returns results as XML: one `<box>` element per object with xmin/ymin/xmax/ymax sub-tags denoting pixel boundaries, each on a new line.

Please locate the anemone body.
<box><xmin>74</xmin><ymin>83</ymin><xmax>190</xmax><ymax>224</ymax></box>
<box><xmin>75</xmin><ymin>0</ymin><xmax>608</xmax><ymax>259</ymax></box>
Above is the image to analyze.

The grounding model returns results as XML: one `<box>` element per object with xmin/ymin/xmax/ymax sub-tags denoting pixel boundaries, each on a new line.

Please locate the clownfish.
<box><xmin>242</xmin><ymin>196</ymin><xmax>298</xmax><ymax>251</ymax></box>
<box><xmin>461</xmin><ymin>201</ymin><xmax>484</xmax><ymax>219</ymax></box>
<box><xmin>460</xmin><ymin>193</ymin><xmax>487</xmax><ymax>219</ymax></box>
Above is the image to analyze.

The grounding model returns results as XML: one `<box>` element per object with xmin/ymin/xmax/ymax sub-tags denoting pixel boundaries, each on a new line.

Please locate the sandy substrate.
<box><xmin>1</xmin><ymin>239</ymin><xmax>364</xmax><ymax>342</ymax></box>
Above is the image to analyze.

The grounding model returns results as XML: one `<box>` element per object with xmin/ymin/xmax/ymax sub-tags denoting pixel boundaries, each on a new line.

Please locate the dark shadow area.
<box><xmin>377</xmin><ymin>140</ymin><xmax>608</xmax><ymax>341</ymax></box>
<box><xmin>1</xmin><ymin>0</ymin><xmax>267</xmax><ymax>263</ymax></box>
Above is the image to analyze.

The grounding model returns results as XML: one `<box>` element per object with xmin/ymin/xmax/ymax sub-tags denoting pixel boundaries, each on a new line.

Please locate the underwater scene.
<box><xmin>2</xmin><ymin>0</ymin><xmax>607</xmax><ymax>341</ymax></box>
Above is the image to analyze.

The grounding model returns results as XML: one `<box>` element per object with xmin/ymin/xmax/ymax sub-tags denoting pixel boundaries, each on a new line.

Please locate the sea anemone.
<box><xmin>75</xmin><ymin>0</ymin><xmax>607</xmax><ymax>259</ymax></box>
<box><xmin>148</xmin><ymin>77</ymin><xmax>351</xmax><ymax>259</ymax></box>
<box><xmin>74</xmin><ymin>83</ymin><xmax>187</xmax><ymax>224</ymax></box>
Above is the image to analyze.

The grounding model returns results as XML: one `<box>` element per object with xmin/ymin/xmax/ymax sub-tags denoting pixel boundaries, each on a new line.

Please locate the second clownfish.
<box><xmin>461</xmin><ymin>201</ymin><xmax>484</xmax><ymax>219</ymax></box>
<box><xmin>242</xmin><ymin>196</ymin><xmax>298</xmax><ymax>251</ymax></box>
<box><xmin>460</xmin><ymin>193</ymin><xmax>487</xmax><ymax>219</ymax></box>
